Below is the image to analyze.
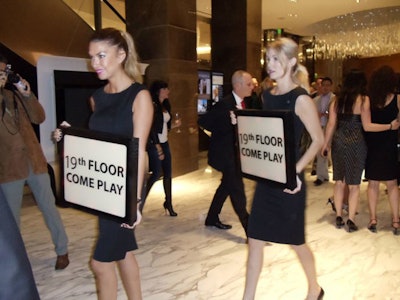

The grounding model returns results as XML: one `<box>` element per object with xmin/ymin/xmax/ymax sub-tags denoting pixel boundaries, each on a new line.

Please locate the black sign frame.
<box><xmin>59</xmin><ymin>127</ymin><xmax>138</xmax><ymax>225</ymax></box>
<box><xmin>235</xmin><ymin>109</ymin><xmax>297</xmax><ymax>190</ymax></box>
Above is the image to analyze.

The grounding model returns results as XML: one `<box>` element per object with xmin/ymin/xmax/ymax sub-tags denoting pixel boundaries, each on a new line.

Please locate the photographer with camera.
<box><xmin>0</xmin><ymin>53</ymin><xmax>69</xmax><ymax>270</ymax></box>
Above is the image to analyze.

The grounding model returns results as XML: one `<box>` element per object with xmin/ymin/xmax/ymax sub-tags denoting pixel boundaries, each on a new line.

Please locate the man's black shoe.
<box><xmin>313</xmin><ymin>179</ymin><xmax>323</xmax><ymax>186</ymax></box>
<box><xmin>205</xmin><ymin>220</ymin><xmax>232</xmax><ymax>230</ymax></box>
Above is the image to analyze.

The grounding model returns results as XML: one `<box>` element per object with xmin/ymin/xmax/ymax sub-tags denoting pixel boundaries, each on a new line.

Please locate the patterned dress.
<box><xmin>331</xmin><ymin>114</ymin><xmax>367</xmax><ymax>185</ymax></box>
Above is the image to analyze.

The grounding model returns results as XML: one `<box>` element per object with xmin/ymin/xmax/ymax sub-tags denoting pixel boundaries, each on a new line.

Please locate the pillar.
<box><xmin>126</xmin><ymin>0</ymin><xmax>199</xmax><ymax>177</ymax></box>
<box><xmin>211</xmin><ymin>0</ymin><xmax>262</xmax><ymax>93</ymax></box>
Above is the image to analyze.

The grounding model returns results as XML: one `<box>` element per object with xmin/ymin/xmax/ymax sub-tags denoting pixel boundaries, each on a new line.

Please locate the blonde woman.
<box><xmin>243</xmin><ymin>38</ymin><xmax>324</xmax><ymax>300</ymax></box>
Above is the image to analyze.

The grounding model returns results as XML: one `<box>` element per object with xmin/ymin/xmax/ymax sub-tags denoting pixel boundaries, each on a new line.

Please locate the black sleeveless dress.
<box><xmin>365</xmin><ymin>95</ymin><xmax>398</xmax><ymax>180</ymax></box>
<box><xmin>89</xmin><ymin>83</ymin><xmax>145</xmax><ymax>262</ymax></box>
<box><xmin>247</xmin><ymin>87</ymin><xmax>307</xmax><ymax>245</ymax></box>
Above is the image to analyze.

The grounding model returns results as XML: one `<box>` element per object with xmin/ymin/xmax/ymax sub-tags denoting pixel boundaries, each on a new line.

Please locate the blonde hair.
<box><xmin>90</xmin><ymin>28</ymin><xmax>143</xmax><ymax>83</ymax></box>
<box><xmin>267</xmin><ymin>37</ymin><xmax>310</xmax><ymax>93</ymax></box>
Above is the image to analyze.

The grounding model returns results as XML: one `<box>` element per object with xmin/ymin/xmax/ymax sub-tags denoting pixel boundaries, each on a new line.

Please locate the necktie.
<box><xmin>241</xmin><ymin>101</ymin><xmax>246</xmax><ymax>109</ymax></box>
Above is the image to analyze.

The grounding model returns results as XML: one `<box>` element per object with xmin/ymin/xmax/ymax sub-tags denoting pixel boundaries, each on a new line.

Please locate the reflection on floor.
<box><xmin>20</xmin><ymin>153</ymin><xmax>400</xmax><ymax>299</ymax></box>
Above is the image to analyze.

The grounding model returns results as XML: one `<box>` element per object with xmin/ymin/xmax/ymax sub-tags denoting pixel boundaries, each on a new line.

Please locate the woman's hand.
<box><xmin>156</xmin><ymin>144</ymin><xmax>165</xmax><ymax>160</ymax></box>
<box><xmin>52</xmin><ymin>121</ymin><xmax>71</xmax><ymax>143</ymax></box>
<box><xmin>320</xmin><ymin>145</ymin><xmax>330</xmax><ymax>157</ymax></box>
<box><xmin>390</xmin><ymin>119</ymin><xmax>400</xmax><ymax>130</ymax></box>
<box><xmin>53</xmin><ymin>128</ymin><xmax>63</xmax><ymax>143</ymax></box>
<box><xmin>172</xmin><ymin>118</ymin><xmax>182</xmax><ymax>129</ymax></box>
<box><xmin>121</xmin><ymin>209</ymin><xmax>142</xmax><ymax>229</ymax></box>
<box><xmin>283</xmin><ymin>174</ymin><xmax>302</xmax><ymax>194</ymax></box>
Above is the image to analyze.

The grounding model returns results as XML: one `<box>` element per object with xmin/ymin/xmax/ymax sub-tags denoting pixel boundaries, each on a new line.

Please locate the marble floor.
<box><xmin>20</xmin><ymin>152</ymin><xmax>400</xmax><ymax>300</ymax></box>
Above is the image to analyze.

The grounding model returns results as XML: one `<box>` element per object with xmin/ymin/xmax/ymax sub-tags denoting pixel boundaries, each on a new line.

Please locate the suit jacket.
<box><xmin>0</xmin><ymin>89</ymin><xmax>47</xmax><ymax>183</ymax></box>
<box><xmin>244</xmin><ymin>91</ymin><xmax>262</xmax><ymax>109</ymax></box>
<box><xmin>198</xmin><ymin>93</ymin><xmax>238</xmax><ymax>171</ymax></box>
<box><xmin>0</xmin><ymin>186</ymin><xmax>40</xmax><ymax>299</ymax></box>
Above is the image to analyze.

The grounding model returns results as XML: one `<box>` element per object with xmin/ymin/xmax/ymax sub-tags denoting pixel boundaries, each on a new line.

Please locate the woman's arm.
<box><xmin>284</xmin><ymin>94</ymin><xmax>323</xmax><ymax>194</ymax></box>
<box><xmin>360</xmin><ymin>95</ymin><xmax>399</xmax><ymax>132</ymax></box>
<box><xmin>295</xmin><ymin>94</ymin><xmax>324</xmax><ymax>174</ymax></box>
<box><xmin>321</xmin><ymin>98</ymin><xmax>337</xmax><ymax>155</ymax></box>
<box><xmin>131</xmin><ymin>89</ymin><xmax>153</xmax><ymax>225</ymax></box>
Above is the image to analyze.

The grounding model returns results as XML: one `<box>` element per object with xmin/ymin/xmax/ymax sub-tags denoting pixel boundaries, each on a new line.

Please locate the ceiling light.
<box><xmin>311</xmin><ymin>6</ymin><xmax>400</xmax><ymax>58</ymax></box>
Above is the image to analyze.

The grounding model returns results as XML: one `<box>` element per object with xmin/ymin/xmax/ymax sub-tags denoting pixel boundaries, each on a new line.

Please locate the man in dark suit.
<box><xmin>198</xmin><ymin>70</ymin><xmax>253</xmax><ymax>234</ymax></box>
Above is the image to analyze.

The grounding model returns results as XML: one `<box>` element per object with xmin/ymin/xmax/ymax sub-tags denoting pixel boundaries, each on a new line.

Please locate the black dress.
<box><xmin>89</xmin><ymin>83</ymin><xmax>145</xmax><ymax>262</ymax></box>
<box><xmin>365</xmin><ymin>95</ymin><xmax>398</xmax><ymax>181</ymax></box>
<box><xmin>247</xmin><ymin>87</ymin><xmax>307</xmax><ymax>245</ymax></box>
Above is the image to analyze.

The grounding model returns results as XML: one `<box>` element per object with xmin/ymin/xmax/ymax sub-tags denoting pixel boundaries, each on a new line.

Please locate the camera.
<box><xmin>6</xmin><ymin>66</ymin><xmax>26</xmax><ymax>90</ymax></box>
<box><xmin>7</xmin><ymin>70</ymin><xmax>21</xmax><ymax>84</ymax></box>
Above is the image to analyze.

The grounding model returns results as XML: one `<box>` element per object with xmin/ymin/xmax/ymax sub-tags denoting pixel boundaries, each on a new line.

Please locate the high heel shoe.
<box><xmin>346</xmin><ymin>219</ymin><xmax>358</xmax><ymax>232</ymax></box>
<box><xmin>306</xmin><ymin>287</ymin><xmax>324</xmax><ymax>300</ymax></box>
<box><xmin>367</xmin><ymin>219</ymin><xmax>377</xmax><ymax>233</ymax></box>
<box><xmin>163</xmin><ymin>201</ymin><xmax>177</xmax><ymax>217</ymax></box>
<box><xmin>392</xmin><ymin>220</ymin><xmax>400</xmax><ymax>235</ymax></box>
<box><xmin>317</xmin><ymin>288</ymin><xmax>325</xmax><ymax>300</ymax></box>
<box><xmin>335</xmin><ymin>216</ymin><xmax>344</xmax><ymax>228</ymax></box>
<box><xmin>326</xmin><ymin>198</ymin><xmax>336</xmax><ymax>212</ymax></box>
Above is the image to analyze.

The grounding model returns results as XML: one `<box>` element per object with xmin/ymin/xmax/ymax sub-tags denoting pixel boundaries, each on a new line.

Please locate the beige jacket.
<box><xmin>0</xmin><ymin>89</ymin><xmax>47</xmax><ymax>183</ymax></box>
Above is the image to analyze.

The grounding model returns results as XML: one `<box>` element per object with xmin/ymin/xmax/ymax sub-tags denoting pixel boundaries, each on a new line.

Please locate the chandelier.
<box><xmin>310</xmin><ymin>6</ymin><xmax>400</xmax><ymax>59</ymax></box>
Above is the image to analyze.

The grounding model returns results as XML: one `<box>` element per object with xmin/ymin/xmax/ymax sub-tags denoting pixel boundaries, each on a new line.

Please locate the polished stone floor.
<box><xmin>20</xmin><ymin>153</ymin><xmax>400</xmax><ymax>299</ymax></box>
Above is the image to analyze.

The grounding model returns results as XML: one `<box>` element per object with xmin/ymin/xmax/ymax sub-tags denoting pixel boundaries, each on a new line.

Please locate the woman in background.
<box><xmin>243</xmin><ymin>38</ymin><xmax>324</xmax><ymax>300</ymax></box>
<box><xmin>322</xmin><ymin>69</ymin><xmax>399</xmax><ymax>233</ymax></box>
<box><xmin>88</xmin><ymin>28</ymin><xmax>153</xmax><ymax>300</ymax></box>
<box><xmin>365</xmin><ymin>65</ymin><xmax>400</xmax><ymax>234</ymax></box>
<box><xmin>141</xmin><ymin>80</ymin><xmax>180</xmax><ymax>216</ymax></box>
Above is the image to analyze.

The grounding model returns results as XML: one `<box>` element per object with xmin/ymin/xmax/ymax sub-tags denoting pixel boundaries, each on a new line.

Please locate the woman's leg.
<box><xmin>386</xmin><ymin>179</ymin><xmax>400</xmax><ymax>225</ymax></box>
<box><xmin>117</xmin><ymin>251</ymin><xmax>142</xmax><ymax>300</ymax></box>
<box><xmin>160</xmin><ymin>142</ymin><xmax>177</xmax><ymax>215</ymax></box>
<box><xmin>367</xmin><ymin>180</ymin><xmax>379</xmax><ymax>222</ymax></box>
<box><xmin>141</xmin><ymin>146</ymin><xmax>161</xmax><ymax>211</ymax></box>
<box><xmin>333</xmin><ymin>180</ymin><xmax>345</xmax><ymax>218</ymax></box>
<box><xmin>243</xmin><ymin>238</ymin><xmax>265</xmax><ymax>300</ymax></box>
<box><xmin>91</xmin><ymin>259</ymin><xmax>118</xmax><ymax>300</ymax></box>
<box><xmin>291</xmin><ymin>244</ymin><xmax>321</xmax><ymax>300</ymax></box>
<box><xmin>347</xmin><ymin>184</ymin><xmax>360</xmax><ymax>222</ymax></box>
<box><xmin>160</xmin><ymin>142</ymin><xmax>172</xmax><ymax>179</ymax></box>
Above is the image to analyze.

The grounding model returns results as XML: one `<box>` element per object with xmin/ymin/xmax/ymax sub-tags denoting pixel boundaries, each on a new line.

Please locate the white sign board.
<box><xmin>236</xmin><ymin>110</ymin><xmax>296</xmax><ymax>189</ymax></box>
<box><xmin>64</xmin><ymin>135</ymin><xmax>127</xmax><ymax>217</ymax></box>
<box><xmin>61</xmin><ymin>128</ymin><xmax>138</xmax><ymax>223</ymax></box>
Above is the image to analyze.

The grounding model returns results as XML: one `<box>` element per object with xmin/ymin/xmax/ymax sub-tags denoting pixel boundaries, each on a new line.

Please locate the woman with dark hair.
<box><xmin>365</xmin><ymin>65</ymin><xmax>400</xmax><ymax>234</ymax></box>
<box><xmin>322</xmin><ymin>69</ymin><xmax>399</xmax><ymax>232</ymax></box>
<box><xmin>142</xmin><ymin>80</ymin><xmax>180</xmax><ymax>216</ymax></box>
